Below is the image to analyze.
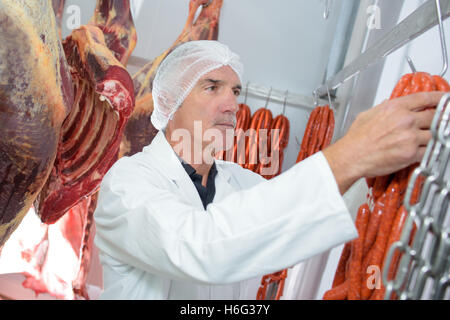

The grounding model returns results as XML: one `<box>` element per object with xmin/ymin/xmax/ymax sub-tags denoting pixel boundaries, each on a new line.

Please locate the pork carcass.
<box><xmin>34</xmin><ymin>0</ymin><xmax>136</xmax><ymax>224</ymax></box>
<box><xmin>120</xmin><ymin>0</ymin><xmax>223</xmax><ymax>158</ymax></box>
<box><xmin>0</xmin><ymin>0</ymin><xmax>74</xmax><ymax>248</ymax></box>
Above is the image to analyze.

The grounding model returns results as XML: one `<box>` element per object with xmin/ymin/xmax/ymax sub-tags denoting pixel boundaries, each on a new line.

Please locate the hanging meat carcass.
<box><xmin>0</xmin><ymin>0</ymin><xmax>136</xmax><ymax>299</ymax></box>
<box><xmin>33</xmin><ymin>0</ymin><xmax>137</xmax><ymax>224</ymax></box>
<box><xmin>120</xmin><ymin>0</ymin><xmax>224</xmax><ymax>158</ymax></box>
<box><xmin>0</xmin><ymin>0</ymin><xmax>74</xmax><ymax>248</ymax></box>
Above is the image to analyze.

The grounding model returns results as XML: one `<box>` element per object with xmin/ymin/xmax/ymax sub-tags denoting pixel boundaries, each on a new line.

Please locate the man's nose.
<box><xmin>221</xmin><ymin>89</ymin><xmax>239</xmax><ymax>114</ymax></box>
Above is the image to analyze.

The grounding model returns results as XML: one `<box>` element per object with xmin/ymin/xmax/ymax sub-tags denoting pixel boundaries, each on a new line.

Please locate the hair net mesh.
<box><xmin>151</xmin><ymin>40</ymin><xmax>244</xmax><ymax>130</ymax></box>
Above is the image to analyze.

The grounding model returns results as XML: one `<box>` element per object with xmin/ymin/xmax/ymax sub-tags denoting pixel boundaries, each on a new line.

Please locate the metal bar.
<box><xmin>244</xmin><ymin>82</ymin><xmax>333</xmax><ymax>111</ymax></box>
<box><xmin>315</xmin><ymin>0</ymin><xmax>450</xmax><ymax>97</ymax></box>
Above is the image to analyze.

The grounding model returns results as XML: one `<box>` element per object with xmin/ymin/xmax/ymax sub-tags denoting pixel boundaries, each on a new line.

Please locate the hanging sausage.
<box><xmin>323</xmin><ymin>73</ymin><xmax>450</xmax><ymax>300</ymax></box>
<box><xmin>257</xmin><ymin>104</ymin><xmax>335</xmax><ymax>300</ymax></box>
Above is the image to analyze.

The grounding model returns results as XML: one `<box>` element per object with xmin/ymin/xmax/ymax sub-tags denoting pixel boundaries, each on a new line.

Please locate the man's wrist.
<box><xmin>322</xmin><ymin>137</ymin><xmax>365</xmax><ymax>195</ymax></box>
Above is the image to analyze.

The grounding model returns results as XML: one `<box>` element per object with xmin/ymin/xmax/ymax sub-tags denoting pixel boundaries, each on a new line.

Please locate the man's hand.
<box><xmin>323</xmin><ymin>91</ymin><xmax>447</xmax><ymax>195</ymax></box>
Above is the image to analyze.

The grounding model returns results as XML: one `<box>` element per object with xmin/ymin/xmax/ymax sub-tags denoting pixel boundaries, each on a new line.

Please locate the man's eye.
<box><xmin>206</xmin><ymin>85</ymin><xmax>217</xmax><ymax>91</ymax></box>
<box><xmin>234</xmin><ymin>90</ymin><xmax>241</xmax><ymax>97</ymax></box>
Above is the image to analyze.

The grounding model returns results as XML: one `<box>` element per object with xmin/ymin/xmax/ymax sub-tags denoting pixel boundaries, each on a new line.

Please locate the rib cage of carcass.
<box><xmin>0</xmin><ymin>0</ymin><xmax>224</xmax><ymax>299</ymax></box>
<box><xmin>0</xmin><ymin>0</ymin><xmax>136</xmax><ymax>299</ymax></box>
<box><xmin>0</xmin><ymin>0</ymin><xmax>136</xmax><ymax>244</ymax></box>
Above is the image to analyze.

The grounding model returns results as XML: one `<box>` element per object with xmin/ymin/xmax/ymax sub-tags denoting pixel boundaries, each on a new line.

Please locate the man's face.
<box><xmin>169</xmin><ymin>65</ymin><xmax>241</xmax><ymax>154</ymax></box>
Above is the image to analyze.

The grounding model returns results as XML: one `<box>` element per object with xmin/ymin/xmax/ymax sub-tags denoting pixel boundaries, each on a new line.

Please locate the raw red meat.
<box><xmin>34</xmin><ymin>0</ymin><xmax>136</xmax><ymax>224</ymax></box>
<box><xmin>0</xmin><ymin>0</ymin><xmax>74</xmax><ymax>247</ymax></box>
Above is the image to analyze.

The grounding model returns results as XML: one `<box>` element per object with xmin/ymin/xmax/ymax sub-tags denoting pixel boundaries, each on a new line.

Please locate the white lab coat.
<box><xmin>93</xmin><ymin>130</ymin><xmax>358</xmax><ymax>299</ymax></box>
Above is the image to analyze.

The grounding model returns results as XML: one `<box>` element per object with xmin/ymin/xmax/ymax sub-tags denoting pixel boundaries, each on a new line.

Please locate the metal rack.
<box><xmin>383</xmin><ymin>93</ymin><xmax>450</xmax><ymax>300</ymax></box>
<box><xmin>314</xmin><ymin>0</ymin><xmax>450</xmax><ymax>98</ymax></box>
<box><xmin>241</xmin><ymin>82</ymin><xmax>330</xmax><ymax>111</ymax></box>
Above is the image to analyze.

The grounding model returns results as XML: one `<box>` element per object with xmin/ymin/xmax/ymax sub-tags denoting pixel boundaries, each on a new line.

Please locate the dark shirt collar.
<box><xmin>180</xmin><ymin>160</ymin><xmax>218</xmax><ymax>210</ymax></box>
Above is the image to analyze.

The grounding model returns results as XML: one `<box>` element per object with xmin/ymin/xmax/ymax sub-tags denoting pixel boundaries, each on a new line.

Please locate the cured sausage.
<box><xmin>332</xmin><ymin>242</ymin><xmax>351</xmax><ymax>288</ymax></box>
<box><xmin>323</xmin><ymin>280</ymin><xmax>348</xmax><ymax>300</ymax></box>
<box><xmin>348</xmin><ymin>203</ymin><xmax>370</xmax><ymax>300</ymax></box>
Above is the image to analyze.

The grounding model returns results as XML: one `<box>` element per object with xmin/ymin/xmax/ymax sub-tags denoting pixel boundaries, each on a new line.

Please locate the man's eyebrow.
<box><xmin>200</xmin><ymin>79</ymin><xmax>222</xmax><ymax>85</ymax></box>
<box><xmin>200</xmin><ymin>79</ymin><xmax>242</xmax><ymax>90</ymax></box>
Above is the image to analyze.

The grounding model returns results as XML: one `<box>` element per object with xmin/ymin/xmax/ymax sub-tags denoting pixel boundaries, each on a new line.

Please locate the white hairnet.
<box><xmin>151</xmin><ymin>40</ymin><xmax>244</xmax><ymax>130</ymax></box>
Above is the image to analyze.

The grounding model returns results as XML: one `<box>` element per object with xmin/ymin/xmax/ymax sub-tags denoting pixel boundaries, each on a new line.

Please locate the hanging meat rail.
<box><xmin>314</xmin><ymin>0</ymin><xmax>450</xmax><ymax>98</ymax></box>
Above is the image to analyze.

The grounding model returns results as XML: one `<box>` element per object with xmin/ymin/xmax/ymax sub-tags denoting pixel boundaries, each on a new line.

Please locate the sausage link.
<box><xmin>421</xmin><ymin>73</ymin><xmax>436</xmax><ymax>92</ymax></box>
<box><xmin>433</xmin><ymin>75</ymin><xmax>450</xmax><ymax>91</ymax></box>
<box><xmin>279</xmin><ymin>116</ymin><xmax>290</xmax><ymax>149</ymax></box>
<box><xmin>348</xmin><ymin>203</ymin><xmax>371</xmax><ymax>300</ymax></box>
<box><xmin>362</xmin><ymin>178</ymin><xmax>401</xmax><ymax>299</ymax></box>
<box><xmin>372</xmin><ymin>174</ymin><xmax>394</xmax><ymax>200</ymax></box>
<box><xmin>410</xmin><ymin>72</ymin><xmax>425</xmax><ymax>93</ymax></box>
<box><xmin>383</xmin><ymin>206</ymin><xmax>408</xmax><ymax>281</ymax></box>
<box><xmin>332</xmin><ymin>242</ymin><xmax>352</xmax><ymax>288</ymax></box>
<box><xmin>307</xmin><ymin>107</ymin><xmax>323</xmax><ymax>156</ymax></box>
<box><xmin>360</xmin><ymin>249</ymin><xmax>374</xmax><ymax>300</ymax></box>
<box><xmin>323</xmin><ymin>106</ymin><xmax>335</xmax><ymax>148</ymax></box>
<box><xmin>323</xmin><ymin>280</ymin><xmax>348</xmax><ymax>300</ymax></box>
<box><xmin>245</xmin><ymin>109</ymin><xmax>265</xmax><ymax>169</ymax></box>
<box><xmin>315</xmin><ymin>105</ymin><xmax>330</xmax><ymax>153</ymax></box>
<box><xmin>299</xmin><ymin>108</ymin><xmax>319</xmax><ymax>157</ymax></box>
<box><xmin>363</xmin><ymin>193</ymin><xmax>387</xmax><ymax>256</ymax></box>
<box><xmin>390</xmin><ymin>74</ymin><xmax>413</xmax><ymax>99</ymax></box>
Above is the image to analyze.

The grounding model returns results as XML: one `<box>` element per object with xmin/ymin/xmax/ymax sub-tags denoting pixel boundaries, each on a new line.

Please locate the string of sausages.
<box><xmin>216</xmin><ymin>102</ymin><xmax>291</xmax><ymax>299</ymax></box>
<box><xmin>296</xmin><ymin>105</ymin><xmax>335</xmax><ymax>162</ymax></box>
<box><xmin>217</xmin><ymin>103</ymin><xmax>290</xmax><ymax>180</ymax></box>
<box><xmin>256</xmin><ymin>104</ymin><xmax>335</xmax><ymax>300</ymax></box>
<box><xmin>323</xmin><ymin>72</ymin><xmax>450</xmax><ymax>300</ymax></box>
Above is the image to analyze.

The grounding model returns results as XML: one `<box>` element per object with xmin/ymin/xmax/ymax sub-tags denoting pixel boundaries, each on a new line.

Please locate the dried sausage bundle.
<box><xmin>231</xmin><ymin>103</ymin><xmax>252</xmax><ymax>163</ymax></box>
<box><xmin>323</xmin><ymin>73</ymin><xmax>449</xmax><ymax>300</ymax></box>
<box><xmin>244</xmin><ymin>108</ymin><xmax>273</xmax><ymax>172</ymax></box>
<box><xmin>218</xmin><ymin>103</ymin><xmax>290</xmax><ymax>180</ymax></box>
<box><xmin>296</xmin><ymin>105</ymin><xmax>335</xmax><ymax>163</ymax></box>
<box><xmin>257</xmin><ymin>113</ymin><xmax>290</xmax><ymax>179</ymax></box>
<box><xmin>256</xmin><ymin>105</ymin><xmax>334</xmax><ymax>300</ymax></box>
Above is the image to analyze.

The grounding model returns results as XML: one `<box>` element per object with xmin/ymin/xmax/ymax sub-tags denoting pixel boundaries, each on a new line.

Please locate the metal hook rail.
<box><xmin>243</xmin><ymin>82</ymin><xmax>332</xmax><ymax>111</ymax></box>
<box><xmin>383</xmin><ymin>93</ymin><xmax>450</xmax><ymax>300</ymax></box>
<box><xmin>323</xmin><ymin>0</ymin><xmax>332</xmax><ymax>20</ymax></box>
<box><xmin>314</xmin><ymin>0</ymin><xmax>450</xmax><ymax>97</ymax></box>
<box><xmin>405</xmin><ymin>0</ymin><xmax>448</xmax><ymax>76</ymax></box>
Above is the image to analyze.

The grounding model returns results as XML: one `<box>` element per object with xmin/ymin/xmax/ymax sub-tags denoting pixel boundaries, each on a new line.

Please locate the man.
<box><xmin>94</xmin><ymin>40</ymin><xmax>444</xmax><ymax>299</ymax></box>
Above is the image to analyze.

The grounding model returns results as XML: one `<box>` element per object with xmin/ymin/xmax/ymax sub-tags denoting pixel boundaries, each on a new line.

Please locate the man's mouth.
<box><xmin>216</xmin><ymin>123</ymin><xmax>235</xmax><ymax>129</ymax></box>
